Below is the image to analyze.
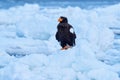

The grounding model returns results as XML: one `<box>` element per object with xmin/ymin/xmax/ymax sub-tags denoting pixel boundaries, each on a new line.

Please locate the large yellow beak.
<box><xmin>58</xmin><ymin>18</ymin><xmax>63</xmax><ymax>22</ymax></box>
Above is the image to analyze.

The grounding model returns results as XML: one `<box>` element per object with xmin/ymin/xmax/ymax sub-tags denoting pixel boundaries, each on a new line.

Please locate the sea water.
<box><xmin>0</xmin><ymin>0</ymin><xmax>120</xmax><ymax>9</ymax></box>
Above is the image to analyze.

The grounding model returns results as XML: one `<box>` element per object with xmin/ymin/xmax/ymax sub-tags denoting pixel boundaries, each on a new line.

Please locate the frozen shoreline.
<box><xmin>0</xmin><ymin>3</ymin><xmax>120</xmax><ymax>80</ymax></box>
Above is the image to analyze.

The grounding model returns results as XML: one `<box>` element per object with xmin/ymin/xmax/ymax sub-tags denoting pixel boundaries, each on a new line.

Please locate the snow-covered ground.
<box><xmin>0</xmin><ymin>3</ymin><xmax>120</xmax><ymax>80</ymax></box>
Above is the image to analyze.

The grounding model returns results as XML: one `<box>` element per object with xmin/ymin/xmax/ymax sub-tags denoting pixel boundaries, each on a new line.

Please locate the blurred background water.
<box><xmin>0</xmin><ymin>0</ymin><xmax>120</xmax><ymax>9</ymax></box>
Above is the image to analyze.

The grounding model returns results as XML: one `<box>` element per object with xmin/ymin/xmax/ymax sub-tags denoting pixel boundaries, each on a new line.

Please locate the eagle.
<box><xmin>55</xmin><ymin>16</ymin><xmax>76</xmax><ymax>50</ymax></box>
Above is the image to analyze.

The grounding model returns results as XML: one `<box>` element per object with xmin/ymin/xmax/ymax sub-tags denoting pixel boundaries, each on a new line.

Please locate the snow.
<box><xmin>0</xmin><ymin>3</ymin><xmax>120</xmax><ymax>80</ymax></box>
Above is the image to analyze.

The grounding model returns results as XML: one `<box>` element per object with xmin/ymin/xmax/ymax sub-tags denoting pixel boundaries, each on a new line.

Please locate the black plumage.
<box><xmin>55</xmin><ymin>16</ymin><xmax>76</xmax><ymax>49</ymax></box>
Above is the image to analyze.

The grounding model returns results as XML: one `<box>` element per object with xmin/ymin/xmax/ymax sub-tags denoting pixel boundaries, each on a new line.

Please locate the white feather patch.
<box><xmin>70</xmin><ymin>28</ymin><xmax>74</xmax><ymax>33</ymax></box>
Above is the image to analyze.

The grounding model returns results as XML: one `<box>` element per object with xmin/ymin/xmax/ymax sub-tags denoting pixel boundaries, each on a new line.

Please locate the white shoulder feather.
<box><xmin>70</xmin><ymin>28</ymin><xmax>74</xmax><ymax>33</ymax></box>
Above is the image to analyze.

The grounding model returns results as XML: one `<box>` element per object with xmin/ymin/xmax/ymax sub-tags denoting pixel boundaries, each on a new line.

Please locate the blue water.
<box><xmin>0</xmin><ymin>0</ymin><xmax>120</xmax><ymax>9</ymax></box>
